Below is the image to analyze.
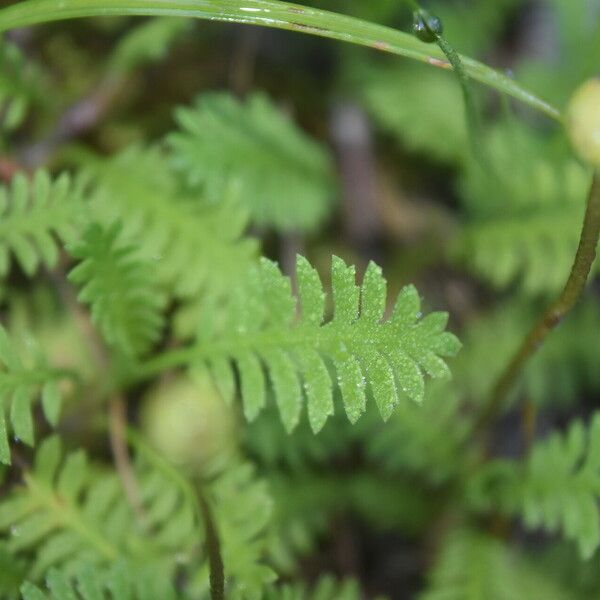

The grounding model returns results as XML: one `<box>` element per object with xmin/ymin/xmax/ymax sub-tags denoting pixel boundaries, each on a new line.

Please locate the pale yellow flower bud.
<box><xmin>566</xmin><ymin>79</ymin><xmax>600</xmax><ymax>168</ymax></box>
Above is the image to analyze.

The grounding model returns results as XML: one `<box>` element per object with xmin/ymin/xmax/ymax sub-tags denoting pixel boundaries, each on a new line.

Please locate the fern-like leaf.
<box><xmin>470</xmin><ymin>414</ymin><xmax>600</xmax><ymax>560</ymax></box>
<box><xmin>457</xmin><ymin>299</ymin><xmax>600</xmax><ymax>408</ymax></box>
<box><xmin>196</xmin><ymin>255</ymin><xmax>460</xmax><ymax>433</ymax></box>
<box><xmin>364</xmin><ymin>384</ymin><xmax>470</xmax><ymax>484</ymax></box>
<box><xmin>0</xmin><ymin>324</ymin><xmax>72</xmax><ymax>464</ymax></box>
<box><xmin>354</xmin><ymin>61</ymin><xmax>467</xmax><ymax>164</ymax></box>
<box><xmin>205</xmin><ymin>461</ymin><xmax>276</xmax><ymax>598</ymax></box>
<box><xmin>0</xmin><ymin>171</ymin><xmax>85</xmax><ymax>277</ymax></box>
<box><xmin>168</xmin><ymin>92</ymin><xmax>336</xmax><ymax>232</ymax></box>
<box><xmin>421</xmin><ymin>528</ymin><xmax>569</xmax><ymax>600</ymax></box>
<box><xmin>1</xmin><ymin>436</ymin><xmax>274</xmax><ymax>598</ymax></box>
<box><xmin>21</xmin><ymin>562</ymin><xmax>179</xmax><ymax>600</ymax></box>
<box><xmin>85</xmin><ymin>145</ymin><xmax>258</xmax><ymax>302</ymax></box>
<box><xmin>452</xmin><ymin>123</ymin><xmax>593</xmax><ymax>294</ymax></box>
<box><xmin>0</xmin><ymin>436</ymin><xmax>197</xmax><ymax>578</ymax></box>
<box><xmin>68</xmin><ymin>223</ymin><xmax>165</xmax><ymax>358</ymax></box>
<box><xmin>265</xmin><ymin>575</ymin><xmax>365</xmax><ymax>600</ymax></box>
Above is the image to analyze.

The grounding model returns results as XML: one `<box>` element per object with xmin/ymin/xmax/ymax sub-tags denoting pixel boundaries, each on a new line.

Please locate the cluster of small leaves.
<box><xmin>0</xmin><ymin>436</ymin><xmax>198</xmax><ymax>578</ymax></box>
<box><xmin>84</xmin><ymin>144</ymin><xmax>258</xmax><ymax>304</ymax></box>
<box><xmin>199</xmin><ymin>254</ymin><xmax>460</xmax><ymax>433</ymax></box>
<box><xmin>0</xmin><ymin>324</ymin><xmax>69</xmax><ymax>465</ymax></box>
<box><xmin>470</xmin><ymin>414</ymin><xmax>600</xmax><ymax>560</ymax></box>
<box><xmin>67</xmin><ymin>223</ymin><xmax>165</xmax><ymax>359</ymax></box>
<box><xmin>0</xmin><ymin>171</ymin><xmax>85</xmax><ymax>277</ymax></box>
<box><xmin>0</xmin><ymin>434</ymin><xmax>276</xmax><ymax>597</ymax></box>
<box><xmin>168</xmin><ymin>92</ymin><xmax>337</xmax><ymax>232</ymax></box>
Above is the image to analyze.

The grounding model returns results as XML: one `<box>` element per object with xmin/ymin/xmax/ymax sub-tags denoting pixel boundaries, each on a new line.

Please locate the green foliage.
<box><xmin>198</xmin><ymin>255</ymin><xmax>460</xmax><ymax>433</ymax></box>
<box><xmin>0</xmin><ymin>39</ymin><xmax>42</xmax><ymax>132</ymax></box>
<box><xmin>21</xmin><ymin>570</ymin><xmax>367</xmax><ymax>600</ymax></box>
<box><xmin>204</xmin><ymin>461</ymin><xmax>276</xmax><ymax>599</ymax></box>
<box><xmin>84</xmin><ymin>144</ymin><xmax>258</xmax><ymax>303</ymax></box>
<box><xmin>453</xmin><ymin>123</ymin><xmax>593</xmax><ymax>294</ymax></box>
<box><xmin>245</xmin><ymin>404</ymin><xmax>357</xmax><ymax>472</ymax></box>
<box><xmin>0</xmin><ymin>543</ymin><xmax>27</xmax><ymax>597</ymax></box>
<box><xmin>471</xmin><ymin>414</ymin><xmax>600</xmax><ymax>560</ymax></box>
<box><xmin>110</xmin><ymin>17</ymin><xmax>192</xmax><ymax>73</ymax></box>
<box><xmin>168</xmin><ymin>92</ymin><xmax>337</xmax><ymax>232</ymax></box>
<box><xmin>517</xmin><ymin>0</ymin><xmax>600</xmax><ymax>107</ymax></box>
<box><xmin>353</xmin><ymin>61</ymin><xmax>467</xmax><ymax>164</ymax></box>
<box><xmin>0</xmin><ymin>2</ymin><xmax>598</xmax><ymax>598</ymax></box>
<box><xmin>0</xmin><ymin>436</ymin><xmax>197</xmax><ymax>578</ymax></box>
<box><xmin>0</xmin><ymin>434</ymin><xmax>275</xmax><ymax>598</ymax></box>
<box><xmin>456</xmin><ymin>299</ymin><xmax>600</xmax><ymax>408</ymax></box>
<box><xmin>20</xmin><ymin>562</ymin><xmax>179</xmax><ymax>600</ymax></box>
<box><xmin>265</xmin><ymin>575</ymin><xmax>364</xmax><ymax>600</ymax></box>
<box><xmin>0</xmin><ymin>324</ymin><xmax>71</xmax><ymax>464</ymax></box>
<box><xmin>68</xmin><ymin>223</ymin><xmax>165</xmax><ymax>359</ymax></box>
<box><xmin>364</xmin><ymin>384</ymin><xmax>470</xmax><ymax>484</ymax></box>
<box><xmin>421</xmin><ymin>529</ymin><xmax>569</xmax><ymax>600</ymax></box>
<box><xmin>431</xmin><ymin>0</ymin><xmax>519</xmax><ymax>56</ymax></box>
<box><xmin>0</xmin><ymin>171</ymin><xmax>85</xmax><ymax>277</ymax></box>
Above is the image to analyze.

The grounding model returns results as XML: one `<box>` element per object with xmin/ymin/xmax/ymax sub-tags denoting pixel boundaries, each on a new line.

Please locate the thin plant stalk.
<box><xmin>475</xmin><ymin>171</ymin><xmax>600</xmax><ymax>435</ymax></box>
<box><xmin>0</xmin><ymin>0</ymin><xmax>561</xmax><ymax>121</ymax></box>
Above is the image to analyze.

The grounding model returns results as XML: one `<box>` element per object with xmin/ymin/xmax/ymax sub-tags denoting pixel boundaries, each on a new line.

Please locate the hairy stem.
<box><xmin>475</xmin><ymin>171</ymin><xmax>600</xmax><ymax>435</ymax></box>
<box><xmin>0</xmin><ymin>0</ymin><xmax>560</xmax><ymax>121</ymax></box>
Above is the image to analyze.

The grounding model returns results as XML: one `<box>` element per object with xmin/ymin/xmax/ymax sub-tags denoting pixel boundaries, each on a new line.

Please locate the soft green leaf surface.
<box><xmin>0</xmin><ymin>171</ymin><xmax>85</xmax><ymax>279</ymax></box>
<box><xmin>0</xmin><ymin>324</ymin><xmax>70</xmax><ymax>464</ymax></box>
<box><xmin>470</xmin><ymin>413</ymin><xmax>600</xmax><ymax>560</ymax></box>
<box><xmin>68</xmin><ymin>223</ymin><xmax>165</xmax><ymax>358</ymax></box>
<box><xmin>193</xmin><ymin>255</ymin><xmax>460</xmax><ymax>432</ymax></box>
<box><xmin>169</xmin><ymin>92</ymin><xmax>337</xmax><ymax>232</ymax></box>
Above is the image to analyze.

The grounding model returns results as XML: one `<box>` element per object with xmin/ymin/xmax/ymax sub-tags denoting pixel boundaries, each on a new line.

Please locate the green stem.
<box><xmin>0</xmin><ymin>0</ymin><xmax>561</xmax><ymax>121</ymax></box>
<box><xmin>475</xmin><ymin>171</ymin><xmax>600</xmax><ymax>435</ymax></box>
<box><xmin>435</xmin><ymin>35</ymin><xmax>487</xmax><ymax>170</ymax></box>
<box><xmin>127</xmin><ymin>430</ymin><xmax>224</xmax><ymax>599</ymax></box>
<box><xmin>198</xmin><ymin>490</ymin><xmax>225</xmax><ymax>600</ymax></box>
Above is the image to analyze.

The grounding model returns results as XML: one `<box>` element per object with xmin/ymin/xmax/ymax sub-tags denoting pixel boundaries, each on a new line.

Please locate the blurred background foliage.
<box><xmin>0</xmin><ymin>0</ymin><xmax>600</xmax><ymax>598</ymax></box>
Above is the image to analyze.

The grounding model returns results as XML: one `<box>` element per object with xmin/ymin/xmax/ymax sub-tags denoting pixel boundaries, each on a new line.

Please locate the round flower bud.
<box><xmin>141</xmin><ymin>371</ymin><xmax>236</xmax><ymax>470</ymax></box>
<box><xmin>566</xmin><ymin>78</ymin><xmax>600</xmax><ymax>168</ymax></box>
